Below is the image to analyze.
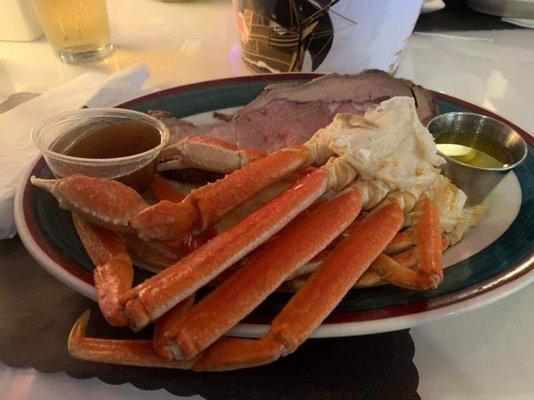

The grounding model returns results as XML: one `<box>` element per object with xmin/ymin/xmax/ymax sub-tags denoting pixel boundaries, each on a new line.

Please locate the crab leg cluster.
<box><xmin>288</xmin><ymin>196</ymin><xmax>447</xmax><ymax>291</ymax></box>
<box><xmin>369</xmin><ymin>196</ymin><xmax>444</xmax><ymax>290</ymax></box>
<box><xmin>121</xmin><ymin>168</ymin><xmax>330</xmax><ymax>330</ymax></box>
<box><xmin>159</xmin><ymin>188</ymin><xmax>363</xmax><ymax>361</ymax></box>
<box><xmin>31</xmin><ymin>99</ymin><xmax>450</xmax><ymax>371</ymax></box>
<box><xmin>192</xmin><ymin>201</ymin><xmax>404</xmax><ymax>371</ymax></box>
<box><xmin>68</xmin><ymin>195</ymin><xmax>408</xmax><ymax>371</ymax></box>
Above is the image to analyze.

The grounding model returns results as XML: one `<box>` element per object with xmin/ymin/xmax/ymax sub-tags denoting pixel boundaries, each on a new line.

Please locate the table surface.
<box><xmin>0</xmin><ymin>1</ymin><xmax>533</xmax><ymax>399</ymax></box>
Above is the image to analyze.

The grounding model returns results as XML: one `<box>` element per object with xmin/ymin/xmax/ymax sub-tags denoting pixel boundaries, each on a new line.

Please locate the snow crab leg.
<box><xmin>68</xmin><ymin>298</ymin><xmax>196</xmax><ymax>368</ymax></box>
<box><xmin>158</xmin><ymin>136</ymin><xmax>264</xmax><ymax>173</ymax></box>
<box><xmin>131</xmin><ymin>145</ymin><xmax>310</xmax><ymax>241</ymax></box>
<box><xmin>121</xmin><ymin>168</ymin><xmax>330</xmax><ymax>331</ymax></box>
<box><xmin>67</xmin><ymin>201</ymin><xmax>403</xmax><ymax>371</ymax></box>
<box><xmin>72</xmin><ymin>215</ymin><xmax>133</xmax><ymax>327</ymax></box>
<box><xmin>369</xmin><ymin>196</ymin><xmax>444</xmax><ymax>290</ymax></box>
<box><xmin>193</xmin><ymin>201</ymin><xmax>403</xmax><ymax>371</ymax></box>
<box><xmin>287</xmin><ymin>196</ymin><xmax>446</xmax><ymax>291</ymax></box>
<box><xmin>31</xmin><ymin>145</ymin><xmax>310</xmax><ymax>242</ymax></box>
<box><xmin>32</xmin><ymin>175</ymin><xmax>148</xmax><ymax>233</ymax></box>
<box><xmin>158</xmin><ymin>189</ymin><xmax>362</xmax><ymax>360</ymax></box>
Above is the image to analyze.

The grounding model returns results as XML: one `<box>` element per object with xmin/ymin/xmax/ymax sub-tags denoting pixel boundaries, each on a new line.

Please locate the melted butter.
<box><xmin>436</xmin><ymin>144</ymin><xmax>508</xmax><ymax>168</ymax></box>
<box><xmin>433</xmin><ymin>131</ymin><xmax>510</xmax><ymax>169</ymax></box>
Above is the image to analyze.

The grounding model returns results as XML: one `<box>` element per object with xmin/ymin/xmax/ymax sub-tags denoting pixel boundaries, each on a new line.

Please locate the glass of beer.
<box><xmin>32</xmin><ymin>0</ymin><xmax>113</xmax><ymax>63</ymax></box>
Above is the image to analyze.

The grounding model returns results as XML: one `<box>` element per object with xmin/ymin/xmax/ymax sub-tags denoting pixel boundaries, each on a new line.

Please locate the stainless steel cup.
<box><xmin>427</xmin><ymin>112</ymin><xmax>528</xmax><ymax>205</ymax></box>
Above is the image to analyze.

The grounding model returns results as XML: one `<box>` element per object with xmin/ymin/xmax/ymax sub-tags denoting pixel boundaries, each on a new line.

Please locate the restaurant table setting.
<box><xmin>0</xmin><ymin>59</ymin><xmax>423</xmax><ymax>400</ymax></box>
<box><xmin>0</xmin><ymin>0</ymin><xmax>533</xmax><ymax>399</ymax></box>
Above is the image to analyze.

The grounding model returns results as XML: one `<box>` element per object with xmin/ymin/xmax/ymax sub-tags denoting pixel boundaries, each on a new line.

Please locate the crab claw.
<box><xmin>68</xmin><ymin>311</ymin><xmax>196</xmax><ymax>369</ymax></box>
<box><xmin>158</xmin><ymin>136</ymin><xmax>265</xmax><ymax>173</ymax></box>
<box><xmin>31</xmin><ymin>174</ymin><xmax>147</xmax><ymax>232</ymax></box>
<box><xmin>130</xmin><ymin>146</ymin><xmax>311</xmax><ymax>241</ymax></box>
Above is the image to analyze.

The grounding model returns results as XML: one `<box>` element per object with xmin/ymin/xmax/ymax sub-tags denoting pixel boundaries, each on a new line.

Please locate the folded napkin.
<box><xmin>0</xmin><ymin>63</ymin><xmax>150</xmax><ymax>239</ymax></box>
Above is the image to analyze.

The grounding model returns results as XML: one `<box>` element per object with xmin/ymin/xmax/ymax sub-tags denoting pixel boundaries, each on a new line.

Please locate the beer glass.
<box><xmin>32</xmin><ymin>0</ymin><xmax>113</xmax><ymax>63</ymax></box>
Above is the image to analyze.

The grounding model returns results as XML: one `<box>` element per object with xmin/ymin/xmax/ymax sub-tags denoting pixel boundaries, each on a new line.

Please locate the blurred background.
<box><xmin>0</xmin><ymin>0</ymin><xmax>533</xmax><ymax>102</ymax></box>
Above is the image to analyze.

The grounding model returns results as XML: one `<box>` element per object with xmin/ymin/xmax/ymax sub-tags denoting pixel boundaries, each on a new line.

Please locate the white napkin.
<box><xmin>0</xmin><ymin>63</ymin><xmax>150</xmax><ymax>239</ymax></box>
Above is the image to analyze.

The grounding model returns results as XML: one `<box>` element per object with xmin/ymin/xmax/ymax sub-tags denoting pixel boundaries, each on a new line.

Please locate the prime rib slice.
<box><xmin>150</xmin><ymin>70</ymin><xmax>437</xmax><ymax>154</ymax></box>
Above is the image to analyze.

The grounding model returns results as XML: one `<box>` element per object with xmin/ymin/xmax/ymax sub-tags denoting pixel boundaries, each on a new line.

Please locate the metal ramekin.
<box><xmin>427</xmin><ymin>112</ymin><xmax>528</xmax><ymax>204</ymax></box>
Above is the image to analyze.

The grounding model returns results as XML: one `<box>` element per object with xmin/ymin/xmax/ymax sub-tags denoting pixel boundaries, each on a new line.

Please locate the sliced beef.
<box><xmin>233</xmin><ymin>100</ymin><xmax>332</xmax><ymax>150</ymax></box>
<box><xmin>150</xmin><ymin>70</ymin><xmax>437</xmax><ymax>153</ymax></box>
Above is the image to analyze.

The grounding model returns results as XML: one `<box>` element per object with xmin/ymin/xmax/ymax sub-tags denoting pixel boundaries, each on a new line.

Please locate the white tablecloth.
<box><xmin>0</xmin><ymin>1</ymin><xmax>533</xmax><ymax>398</ymax></box>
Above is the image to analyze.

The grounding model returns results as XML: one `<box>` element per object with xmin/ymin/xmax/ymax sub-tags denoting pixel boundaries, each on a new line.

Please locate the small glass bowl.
<box><xmin>32</xmin><ymin>108</ymin><xmax>170</xmax><ymax>189</ymax></box>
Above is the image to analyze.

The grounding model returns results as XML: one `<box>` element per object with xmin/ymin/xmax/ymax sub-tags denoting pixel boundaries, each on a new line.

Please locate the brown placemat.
<box><xmin>0</xmin><ymin>238</ymin><xmax>419</xmax><ymax>399</ymax></box>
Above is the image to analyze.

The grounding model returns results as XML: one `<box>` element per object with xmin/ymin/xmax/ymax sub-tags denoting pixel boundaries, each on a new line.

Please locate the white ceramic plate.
<box><xmin>15</xmin><ymin>74</ymin><xmax>534</xmax><ymax>337</ymax></box>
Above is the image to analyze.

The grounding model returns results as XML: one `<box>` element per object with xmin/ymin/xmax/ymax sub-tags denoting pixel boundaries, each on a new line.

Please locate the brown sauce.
<box><xmin>57</xmin><ymin>121</ymin><xmax>161</xmax><ymax>158</ymax></box>
<box><xmin>50</xmin><ymin>120</ymin><xmax>162</xmax><ymax>191</ymax></box>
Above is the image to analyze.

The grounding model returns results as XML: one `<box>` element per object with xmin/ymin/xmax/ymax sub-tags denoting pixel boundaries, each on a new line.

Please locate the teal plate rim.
<box><xmin>15</xmin><ymin>73</ymin><xmax>534</xmax><ymax>337</ymax></box>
